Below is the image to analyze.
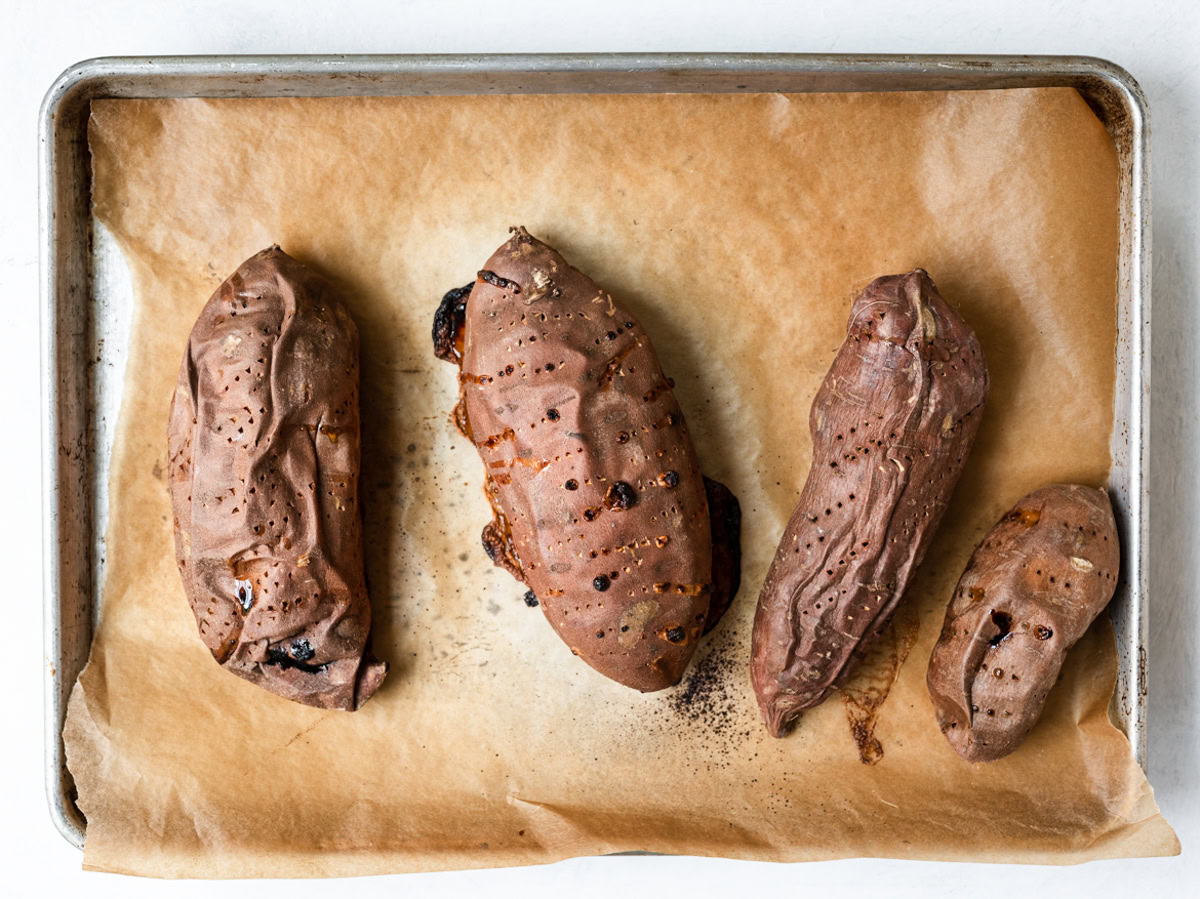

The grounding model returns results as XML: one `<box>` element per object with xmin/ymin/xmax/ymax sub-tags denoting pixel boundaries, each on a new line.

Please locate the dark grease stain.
<box><xmin>265</xmin><ymin>645</ymin><xmax>328</xmax><ymax>674</ymax></box>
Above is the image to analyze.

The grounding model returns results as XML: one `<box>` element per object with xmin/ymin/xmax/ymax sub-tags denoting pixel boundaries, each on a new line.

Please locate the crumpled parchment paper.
<box><xmin>64</xmin><ymin>87</ymin><xmax>1178</xmax><ymax>877</ymax></box>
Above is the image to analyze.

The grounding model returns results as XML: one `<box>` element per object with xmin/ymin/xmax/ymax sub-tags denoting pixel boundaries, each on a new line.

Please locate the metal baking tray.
<box><xmin>41</xmin><ymin>53</ymin><xmax>1151</xmax><ymax>850</ymax></box>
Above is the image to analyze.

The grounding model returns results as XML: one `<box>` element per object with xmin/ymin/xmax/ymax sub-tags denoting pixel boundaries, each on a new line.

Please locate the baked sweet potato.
<box><xmin>433</xmin><ymin>227</ymin><xmax>741</xmax><ymax>691</ymax></box>
<box><xmin>751</xmin><ymin>270</ymin><xmax>988</xmax><ymax>737</ymax></box>
<box><xmin>927</xmin><ymin>484</ymin><xmax>1120</xmax><ymax>761</ymax></box>
<box><xmin>167</xmin><ymin>247</ymin><xmax>386</xmax><ymax>710</ymax></box>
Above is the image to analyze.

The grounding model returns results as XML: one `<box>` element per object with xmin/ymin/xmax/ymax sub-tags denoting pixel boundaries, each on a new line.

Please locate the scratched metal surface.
<box><xmin>40</xmin><ymin>53</ymin><xmax>1150</xmax><ymax>849</ymax></box>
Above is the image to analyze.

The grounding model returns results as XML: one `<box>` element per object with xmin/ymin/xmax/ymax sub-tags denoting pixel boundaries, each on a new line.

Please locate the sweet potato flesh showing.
<box><xmin>752</xmin><ymin>270</ymin><xmax>988</xmax><ymax>737</ymax></box>
<box><xmin>927</xmin><ymin>484</ymin><xmax>1120</xmax><ymax>762</ymax></box>
<box><xmin>434</xmin><ymin>227</ymin><xmax>741</xmax><ymax>692</ymax></box>
<box><xmin>168</xmin><ymin>247</ymin><xmax>386</xmax><ymax>710</ymax></box>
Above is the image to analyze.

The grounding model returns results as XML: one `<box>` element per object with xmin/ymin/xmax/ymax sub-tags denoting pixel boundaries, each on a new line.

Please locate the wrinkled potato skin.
<box><xmin>168</xmin><ymin>247</ymin><xmax>386</xmax><ymax>710</ymax></box>
<box><xmin>752</xmin><ymin>270</ymin><xmax>988</xmax><ymax>737</ymax></box>
<box><xmin>927</xmin><ymin>484</ymin><xmax>1120</xmax><ymax>762</ymax></box>
<box><xmin>452</xmin><ymin>228</ymin><xmax>723</xmax><ymax>692</ymax></box>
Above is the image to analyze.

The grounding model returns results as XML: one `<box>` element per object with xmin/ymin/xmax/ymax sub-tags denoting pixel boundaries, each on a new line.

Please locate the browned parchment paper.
<box><xmin>65</xmin><ymin>89</ymin><xmax>1178</xmax><ymax>877</ymax></box>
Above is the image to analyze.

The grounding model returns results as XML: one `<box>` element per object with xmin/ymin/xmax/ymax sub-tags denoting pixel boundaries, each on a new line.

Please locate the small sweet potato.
<box><xmin>433</xmin><ymin>227</ymin><xmax>741</xmax><ymax>691</ymax></box>
<box><xmin>751</xmin><ymin>270</ymin><xmax>988</xmax><ymax>737</ymax></box>
<box><xmin>927</xmin><ymin>484</ymin><xmax>1120</xmax><ymax>761</ymax></box>
<box><xmin>167</xmin><ymin>247</ymin><xmax>386</xmax><ymax>710</ymax></box>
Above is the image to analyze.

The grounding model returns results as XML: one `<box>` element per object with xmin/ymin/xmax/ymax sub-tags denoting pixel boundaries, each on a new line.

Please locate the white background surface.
<box><xmin>3</xmin><ymin>1</ymin><xmax>1197</xmax><ymax>896</ymax></box>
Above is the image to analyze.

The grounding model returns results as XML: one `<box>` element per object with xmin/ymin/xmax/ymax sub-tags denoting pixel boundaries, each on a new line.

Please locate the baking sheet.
<box><xmin>64</xmin><ymin>88</ymin><xmax>1177</xmax><ymax>876</ymax></box>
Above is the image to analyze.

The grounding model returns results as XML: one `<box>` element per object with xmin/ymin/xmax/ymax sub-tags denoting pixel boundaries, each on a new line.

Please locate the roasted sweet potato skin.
<box><xmin>441</xmin><ymin>227</ymin><xmax>740</xmax><ymax>692</ymax></box>
<box><xmin>751</xmin><ymin>270</ymin><xmax>988</xmax><ymax>737</ymax></box>
<box><xmin>167</xmin><ymin>247</ymin><xmax>386</xmax><ymax>710</ymax></box>
<box><xmin>927</xmin><ymin>484</ymin><xmax>1119</xmax><ymax>762</ymax></box>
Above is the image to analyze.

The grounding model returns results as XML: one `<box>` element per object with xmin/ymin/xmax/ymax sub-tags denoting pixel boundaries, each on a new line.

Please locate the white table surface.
<box><xmin>4</xmin><ymin>1</ymin><xmax>1197</xmax><ymax>895</ymax></box>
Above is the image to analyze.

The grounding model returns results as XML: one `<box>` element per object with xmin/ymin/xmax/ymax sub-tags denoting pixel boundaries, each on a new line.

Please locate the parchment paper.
<box><xmin>65</xmin><ymin>88</ymin><xmax>1179</xmax><ymax>877</ymax></box>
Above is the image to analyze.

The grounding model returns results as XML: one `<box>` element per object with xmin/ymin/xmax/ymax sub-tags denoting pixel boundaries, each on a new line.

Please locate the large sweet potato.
<box><xmin>168</xmin><ymin>247</ymin><xmax>386</xmax><ymax>710</ymax></box>
<box><xmin>927</xmin><ymin>484</ymin><xmax>1120</xmax><ymax>761</ymax></box>
<box><xmin>751</xmin><ymin>270</ymin><xmax>988</xmax><ymax>736</ymax></box>
<box><xmin>433</xmin><ymin>227</ymin><xmax>741</xmax><ymax>691</ymax></box>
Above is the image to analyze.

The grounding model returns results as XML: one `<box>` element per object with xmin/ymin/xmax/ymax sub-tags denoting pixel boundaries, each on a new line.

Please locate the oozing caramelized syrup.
<box><xmin>436</xmin><ymin>282</ymin><xmax>526</xmax><ymax>581</ymax></box>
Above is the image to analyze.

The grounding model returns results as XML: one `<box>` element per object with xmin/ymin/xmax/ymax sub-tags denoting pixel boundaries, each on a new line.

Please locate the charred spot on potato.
<box><xmin>477</xmin><ymin>270</ymin><xmax>522</xmax><ymax>293</ymax></box>
<box><xmin>265</xmin><ymin>645</ymin><xmax>328</xmax><ymax>675</ymax></box>
<box><xmin>988</xmin><ymin>610</ymin><xmax>1012</xmax><ymax>646</ymax></box>
<box><xmin>664</xmin><ymin>627</ymin><xmax>686</xmax><ymax>644</ymax></box>
<box><xmin>604</xmin><ymin>481</ymin><xmax>638</xmax><ymax>511</ymax></box>
<box><xmin>593</xmin><ymin>575</ymin><xmax>611</xmax><ymax>592</ymax></box>
<box><xmin>546</xmin><ymin>408</ymin><xmax>560</xmax><ymax>421</ymax></box>
<box><xmin>564</xmin><ymin>479</ymin><xmax>579</xmax><ymax>491</ymax></box>
<box><xmin>660</xmin><ymin>470</ymin><xmax>680</xmax><ymax>488</ymax></box>
<box><xmin>522</xmin><ymin>590</ymin><xmax>539</xmax><ymax>607</ymax></box>
<box><xmin>1035</xmin><ymin>625</ymin><xmax>1053</xmax><ymax>640</ymax></box>
<box><xmin>481</xmin><ymin>519</ymin><xmax>523</xmax><ymax>580</ymax></box>
<box><xmin>432</xmin><ymin>283</ymin><xmax>473</xmax><ymax>363</ymax></box>
<box><xmin>290</xmin><ymin>639</ymin><xmax>315</xmax><ymax>661</ymax></box>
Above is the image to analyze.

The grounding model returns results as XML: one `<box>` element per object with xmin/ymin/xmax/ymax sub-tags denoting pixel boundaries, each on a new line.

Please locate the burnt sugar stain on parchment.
<box><xmin>669</xmin><ymin>638</ymin><xmax>742</xmax><ymax>739</ymax></box>
<box><xmin>838</xmin><ymin>598</ymin><xmax>922</xmax><ymax>765</ymax></box>
<box><xmin>635</xmin><ymin>627</ymin><xmax>759</xmax><ymax>775</ymax></box>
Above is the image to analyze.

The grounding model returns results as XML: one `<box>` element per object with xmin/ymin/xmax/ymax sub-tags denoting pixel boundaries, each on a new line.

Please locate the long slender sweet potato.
<box><xmin>433</xmin><ymin>227</ymin><xmax>741</xmax><ymax>691</ymax></box>
<box><xmin>927</xmin><ymin>484</ymin><xmax>1120</xmax><ymax>761</ymax></box>
<box><xmin>751</xmin><ymin>270</ymin><xmax>988</xmax><ymax>737</ymax></box>
<box><xmin>168</xmin><ymin>247</ymin><xmax>386</xmax><ymax>710</ymax></box>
